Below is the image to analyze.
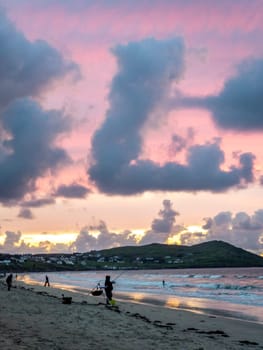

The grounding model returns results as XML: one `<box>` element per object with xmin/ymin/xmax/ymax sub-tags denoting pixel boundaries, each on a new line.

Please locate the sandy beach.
<box><xmin>0</xmin><ymin>279</ymin><xmax>263</xmax><ymax>350</ymax></box>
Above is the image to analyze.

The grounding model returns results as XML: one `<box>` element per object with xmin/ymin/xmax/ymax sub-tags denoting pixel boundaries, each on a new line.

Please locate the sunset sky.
<box><xmin>0</xmin><ymin>0</ymin><xmax>263</xmax><ymax>255</ymax></box>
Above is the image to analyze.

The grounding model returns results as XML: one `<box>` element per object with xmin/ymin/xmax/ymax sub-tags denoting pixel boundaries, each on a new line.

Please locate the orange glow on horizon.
<box><xmin>168</xmin><ymin>225</ymin><xmax>208</xmax><ymax>245</ymax></box>
<box><xmin>22</xmin><ymin>232</ymin><xmax>77</xmax><ymax>245</ymax></box>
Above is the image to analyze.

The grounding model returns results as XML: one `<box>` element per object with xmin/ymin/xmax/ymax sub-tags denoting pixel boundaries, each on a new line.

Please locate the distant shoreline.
<box><xmin>2</xmin><ymin>264</ymin><xmax>263</xmax><ymax>274</ymax></box>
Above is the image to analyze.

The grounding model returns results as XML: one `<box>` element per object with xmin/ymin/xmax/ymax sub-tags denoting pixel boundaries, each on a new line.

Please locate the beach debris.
<box><xmin>130</xmin><ymin>312</ymin><xmax>151</xmax><ymax>323</ymax></box>
<box><xmin>197</xmin><ymin>329</ymin><xmax>229</xmax><ymax>337</ymax></box>
<box><xmin>239</xmin><ymin>340</ymin><xmax>259</xmax><ymax>346</ymax></box>
<box><xmin>183</xmin><ymin>328</ymin><xmax>229</xmax><ymax>338</ymax></box>
<box><xmin>36</xmin><ymin>291</ymin><xmax>49</xmax><ymax>296</ymax></box>
<box><xmin>128</xmin><ymin>312</ymin><xmax>174</xmax><ymax>330</ymax></box>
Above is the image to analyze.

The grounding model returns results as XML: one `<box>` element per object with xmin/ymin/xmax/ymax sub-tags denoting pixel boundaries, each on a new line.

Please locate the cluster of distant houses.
<box><xmin>0</xmin><ymin>253</ymin><xmax>84</xmax><ymax>267</ymax></box>
<box><xmin>0</xmin><ymin>252</ymin><xmax>184</xmax><ymax>270</ymax></box>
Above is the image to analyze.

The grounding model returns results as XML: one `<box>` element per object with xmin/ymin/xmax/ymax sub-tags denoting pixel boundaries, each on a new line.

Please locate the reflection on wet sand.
<box><xmin>116</xmin><ymin>292</ymin><xmax>261</xmax><ymax>323</ymax></box>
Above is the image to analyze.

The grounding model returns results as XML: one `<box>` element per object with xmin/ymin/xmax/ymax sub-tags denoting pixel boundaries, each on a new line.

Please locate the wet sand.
<box><xmin>0</xmin><ymin>279</ymin><xmax>263</xmax><ymax>349</ymax></box>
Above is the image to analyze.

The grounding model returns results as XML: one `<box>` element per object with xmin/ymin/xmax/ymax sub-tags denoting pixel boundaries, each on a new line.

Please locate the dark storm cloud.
<box><xmin>88</xmin><ymin>37</ymin><xmax>185</xmax><ymax>192</ymax></box>
<box><xmin>89</xmin><ymin>38</ymin><xmax>255</xmax><ymax>195</ymax></box>
<box><xmin>0</xmin><ymin>10</ymin><xmax>80</xmax><ymax>203</ymax></box>
<box><xmin>0</xmin><ymin>98</ymin><xmax>71</xmax><ymax>202</ymax></box>
<box><xmin>54</xmin><ymin>183</ymin><xmax>90</xmax><ymax>198</ymax></box>
<box><xmin>205</xmin><ymin>58</ymin><xmax>263</xmax><ymax>131</ymax></box>
<box><xmin>18</xmin><ymin>208</ymin><xmax>34</xmax><ymax>219</ymax></box>
<box><xmin>177</xmin><ymin>58</ymin><xmax>263</xmax><ymax>131</ymax></box>
<box><xmin>0</xmin><ymin>9</ymin><xmax>79</xmax><ymax>107</ymax></box>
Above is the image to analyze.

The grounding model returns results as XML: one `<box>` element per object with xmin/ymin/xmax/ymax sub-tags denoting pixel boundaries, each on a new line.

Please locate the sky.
<box><xmin>1</xmin><ymin>0</ymin><xmax>263</xmax><ymax>255</ymax></box>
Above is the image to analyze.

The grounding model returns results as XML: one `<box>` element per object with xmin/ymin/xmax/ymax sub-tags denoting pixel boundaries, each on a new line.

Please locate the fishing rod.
<box><xmin>112</xmin><ymin>270</ymin><xmax>125</xmax><ymax>282</ymax></box>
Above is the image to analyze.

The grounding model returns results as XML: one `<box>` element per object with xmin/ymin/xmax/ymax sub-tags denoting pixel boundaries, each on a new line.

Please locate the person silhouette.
<box><xmin>44</xmin><ymin>275</ymin><xmax>50</xmax><ymax>287</ymax></box>
<box><xmin>6</xmin><ymin>274</ymin><xmax>13</xmax><ymax>291</ymax></box>
<box><xmin>104</xmin><ymin>275</ymin><xmax>114</xmax><ymax>305</ymax></box>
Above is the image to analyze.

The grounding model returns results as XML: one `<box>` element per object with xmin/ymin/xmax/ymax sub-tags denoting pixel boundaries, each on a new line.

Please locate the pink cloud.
<box><xmin>7</xmin><ymin>1</ymin><xmax>263</xmax><ymax>44</ymax></box>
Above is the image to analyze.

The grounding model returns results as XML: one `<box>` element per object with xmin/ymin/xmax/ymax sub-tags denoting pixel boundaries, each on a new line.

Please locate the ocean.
<box><xmin>20</xmin><ymin>267</ymin><xmax>263</xmax><ymax>324</ymax></box>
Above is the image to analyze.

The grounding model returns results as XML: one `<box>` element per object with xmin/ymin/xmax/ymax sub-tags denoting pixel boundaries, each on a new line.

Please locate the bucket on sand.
<box><xmin>62</xmin><ymin>295</ymin><xmax>72</xmax><ymax>304</ymax></box>
<box><xmin>110</xmin><ymin>299</ymin><xmax>116</xmax><ymax>306</ymax></box>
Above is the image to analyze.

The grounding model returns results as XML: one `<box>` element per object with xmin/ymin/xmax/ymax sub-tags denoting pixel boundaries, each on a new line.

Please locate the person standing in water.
<box><xmin>104</xmin><ymin>275</ymin><xmax>114</xmax><ymax>305</ymax></box>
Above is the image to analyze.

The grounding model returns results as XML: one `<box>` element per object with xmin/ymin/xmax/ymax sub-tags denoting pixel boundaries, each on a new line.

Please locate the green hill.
<box><xmin>96</xmin><ymin>240</ymin><xmax>263</xmax><ymax>268</ymax></box>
